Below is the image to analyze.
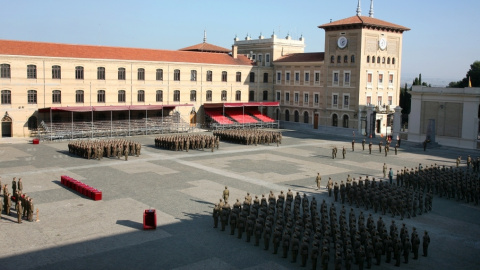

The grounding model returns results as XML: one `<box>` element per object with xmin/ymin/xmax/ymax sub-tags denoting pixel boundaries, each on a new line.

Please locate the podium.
<box><xmin>143</xmin><ymin>209</ymin><xmax>157</xmax><ymax>230</ymax></box>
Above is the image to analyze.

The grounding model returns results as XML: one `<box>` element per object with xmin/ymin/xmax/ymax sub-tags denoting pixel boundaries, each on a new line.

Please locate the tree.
<box><xmin>448</xmin><ymin>61</ymin><xmax>480</xmax><ymax>88</ymax></box>
<box><xmin>399</xmin><ymin>83</ymin><xmax>411</xmax><ymax>125</ymax></box>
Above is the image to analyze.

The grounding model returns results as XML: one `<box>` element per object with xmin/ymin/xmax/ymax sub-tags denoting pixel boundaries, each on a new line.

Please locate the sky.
<box><xmin>0</xmin><ymin>0</ymin><xmax>479</xmax><ymax>86</ymax></box>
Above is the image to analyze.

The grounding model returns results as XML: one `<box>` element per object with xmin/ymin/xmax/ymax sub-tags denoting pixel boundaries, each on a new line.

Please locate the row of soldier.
<box><xmin>154</xmin><ymin>134</ymin><xmax>219</xmax><ymax>152</ymax></box>
<box><xmin>213</xmin><ymin>188</ymin><xmax>430</xmax><ymax>269</ymax></box>
<box><xmin>1</xmin><ymin>176</ymin><xmax>35</xmax><ymax>223</ymax></box>
<box><xmin>323</xmin><ymin>173</ymin><xmax>433</xmax><ymax>220</ymax></box>
<box><xmin>213</xmin><ymin>129</ymin><xmax>281</xmax><ymax>146</ymax></box>
<box><xmin>460</xmin><ymin>155</ymin><xmax>480</xmax><ymax>172</ymax></box>
<box><xmin>68</xmin><ymin>139</ymin><xmax>141</xmax><ymax>160</ymax></box>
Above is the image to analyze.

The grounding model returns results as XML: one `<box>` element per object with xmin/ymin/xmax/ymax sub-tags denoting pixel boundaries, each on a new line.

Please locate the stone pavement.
<box><xmin>0</xmin><ymin>130</ymin><xmax>479</xmax><ymax>270</ymax></box>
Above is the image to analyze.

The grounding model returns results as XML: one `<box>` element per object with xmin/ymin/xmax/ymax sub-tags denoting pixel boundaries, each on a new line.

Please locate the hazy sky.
<box><xmin>1</xmin><ymin>0</ymin><xmax>478</xmax><ymax>86</ymax></box>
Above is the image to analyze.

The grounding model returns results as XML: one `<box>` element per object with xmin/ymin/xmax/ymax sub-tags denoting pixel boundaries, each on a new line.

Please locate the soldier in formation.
<box><xmin>2</xmin><ymin>177</ymin><xmax>35</xmax><ymax>223</ymax></box>
<box><xmin>213</xmin><ymin>129</ymin><xmax>281</xmax><ymax>146</ymax></box>
<box><xmin>155</xmin><ymin>134</ymin><xmax>218</xmax><ymax>152</ymax></box>
<box><xmin>68</xmin><ymin>139</ymin><xmax>141</xmax><ymax>160</ymax></box>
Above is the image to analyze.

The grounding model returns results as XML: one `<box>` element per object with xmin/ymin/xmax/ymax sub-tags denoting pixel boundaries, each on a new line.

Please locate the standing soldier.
<box><xmin>362</xmin><ymin>138</ymin><xmax>366</xmax><ymax>151</ymax></box>
<box><xmin>467</xmin><ymin>155</ymin><xmax>472</xmax><ymax>168</ymax></box>
<box><xmin>327</xmin><ymin>178</ymin><xmax>334</xmax><ymax>197</ymax></box>
<box><xmin>117</xmin><ymin>145</ymin><xmax>122</xmax><ymax>159</ymax></box>
<box><xmin>423</xmin><ymin>140</ymin><xmax>427</xmax><ymax>151</ymax></box>
<box><xmin>332</xmin><ymin>147</ymin><xmax>336</xmax><ymax>159</ymax></box>
<box><xmin>342</xmin><ymin>147</ymin><xmax>346</xmax><ymax>159</ymax></box>
<box><xmin>16</xmin><ymin>200</ymin><xmax>23</xmax><ymax>223</ymax></box>
<box><xmin>27</xmin><ymin>198</ymin><xmax>34</xmax><ymax>222</ymax></box>
<box><xmin>223</xmin><ymin>186</ymin><xmax>229</xmax><ymax>201</ymax></box>
<box><xmin>12</xmin><ymin>177</ymin><xmax>17</xmax><ymax>196</ymax></box>
<box><xmin>18</xmin><ymin>178</ymin><xmax>23</xmax><ymax>192</ymax></box>
<box><xmin>124</xmin><ymin>146</ymin><xmax>129</xmax><ymax>161</ymax></box>
<box><xmin>379</xmin><ymin>141</ymin><xmax>383</xmax><ymax>153</ymax></box>
<box><xmin>333</xmin><ymin>182</ymin><xmax>339</xmax><ymax>202</ymax></box>
<box><xmin>212</xmin><ymin>204</ymin><xmax>220</xmax><ymax>228</ymax></box>
<box><xmin>383</xmin><ymin>163</ymin><xmax>388</xmax><ymax>179</ymax></box>
<box><xmin>316</xmin><ymin>173</ymin><xmax>322</xmax><ymax>190</ymax></box>
<box><xmin>389</xmin><ymin>168</ymin><xmax>394</xmax><ymax>185</ymax></box>
<box><xmin>369</xmin><ymin>141</ymin><xmax>373</xmax><ymax>154</ymax></box>
<box><xmin>300</xmin><ymin>239</ymin><xmax>309</xmax><ymax>267</ymax></box>
<box><xmin>456</xmin><ymin>156</ymin><xmax>461</xmax><ymax>167</ymax></box>
<box><xmin>351</xmin><ymin>140</ymin><xmax>355</xmax><ymax>151</ymax></box>
<box><xmin>422</xmin><ymin>231</ymin><xmax>430</xmax><ymax>257</ymax></box>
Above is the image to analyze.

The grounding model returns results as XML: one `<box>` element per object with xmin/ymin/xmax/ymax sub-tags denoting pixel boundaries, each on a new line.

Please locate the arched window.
<box><xmin>351</xmin><ymin>55</ymin><xmax>355</xmax><ymax>63</ymax></box>
<box><xmin>294</xmin><ymin>110</ymin><xmax>299</xmax><ymax>122</ymax></box>
<box><xmin>27</xmin><ymin>65</ymin><xmax>37</xmax><ymax>79</ymax></box>
<box><xmin>75</xmin><ymin>66</ymin><xmax>84</xmax><ymax>80</ymax></box>
<box><xmin>367</xmin><ymin>56</ymin><xmax>370</xmax><ymax>63</ymax></box>
<box><xmin>392</xmin><ymin>58</ymin><xmax>396</xmax><ymax>65</ymax></box>
<box><xmin>1</xmin><ymin>90</ymin><xmax>11</xmax><ymax>104</ymax></box>
<box><xmin>97</xmin><ymin>67</ymin><xmax>105</xmax><ymax>80</ymax></box>
<box><xmin>173</xmin><ymin>69</ymin><xmax>180</xmax><ymax>81</ymax></box>
<box><xmin>52</xmin><ymin>90</ymin><xmax>61</xmax><ymax>104</ymax></box>
<box><xmin>304</xmin><ymin>111</ymin><xmax>309</xmax><ymax>124</ymax></box>
<box><xmin>344</xmin><ymin>55</ymin><xmax>348</xmax><ymax>63</ymax></box>
<box><xmin>337</xmin><ymin>55</ymin><xmax>341</xmax><ymax>63</ymax></box>
<box><xmin>387</xmin><ymin>57</ymin><xmax>391</xmax><ymax>64</ymax></box>
<box><xmin>138</xmin><ymin>68</ymin><xmax>145</xmax><ymax>80</ymax></box>
<box><xmin>206</xmin><ymin>90</ymin><xmax>212</xmax><ymax>101</ymax></box>
<box><xmin>343</xmin><ymin>115</ymin><xmax>349</xmax><ymax>128</ymax></box>
<box><xmin>285</xmin><ymin>109</ymin><xmax>290</xmax><ymax>121</ymax></box>
<box><xmin>118</xmin><ymin>67</ymin><xmax>126</xmax><ymax>80</ymax></box>
<box><xmin>372</xmin><ymin>56</ymin><xmax>375</xmax><ymax>63</ymax></box>
<box><xmin>173</xmin><ymin>90</ymin><xmax>180</xmax><ymax>102</ymax></box>
<box><xmin>221</xmin><ymin>71</ymin><xmax>227</xmax><ymax>82</ymax></box>
<box><xmin>235</xmin><ymin>90</ymin><xmax>241</xmax><ymax>101</ymax></box>
<box><xmin>97</xmin><ymin>90</ymin><xmax>106</xmax><ymax>103</ymax></box>
<box><xmin>75</xmin><ymin>90</ymin><xmax>84</xmax><ymax>103</ymax></box>
<box><xmin>0</xmin><ymin>64</ymin><xmax>11</xmax><ymax>78</ymax></box>
<box><xmin>118</xmin><ymin>90</ymin><xmax>126</xmax><ymax>103</ymax></box>
<box><xmin>330</xmin><ymin>56</ymin><xmax>335</xmax><ymax>63</ymax></box>
<box><xmin>377</xmin><ymin>57</ymin><xmax>380</xmax><ymax>64</ymax></box>
<box><xmin>137</xmin><ymin>90</ymin><xmax>145</xmax><ymax>102</ymax></box>
<box><xmin>190</xmin><ymin>90</ymin><xmax>197</xmax><ymax>102</ymax></box>
<box><xmin>382</xmin><ymin>57</ymin><xmax>386</xmax><ymax>64</ymax></box>
<box><xmin>52</xmin><ymin>65</ymin><xmax>61</xmax><ymax>79</ymax></box>
<box><xmin>156</xmin><ymin>90</ymin><xmax>163</xmax><ymax>102</ymax></box>
<box><xmin>221</xmin><ymin>90</ymin><xmax>227</xmax><ymax>101</ymax></box>
<box><xmin>332</xmin><ymin>114</ymin><xmax>338</xmax><ymax>127</ymax></box>
<box><xmin>27</xmin><ymin>90</ymin><xmax>37</xmax><ymax>104</ymax></box>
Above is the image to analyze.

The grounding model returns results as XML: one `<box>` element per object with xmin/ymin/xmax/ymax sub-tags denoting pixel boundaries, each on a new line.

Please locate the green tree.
<box><xmin>448</xmin><ymin>61</ymin><xmax>480</xmax><ymax>87</ymax></box>
<box><xmin>399</xmin><ymin>83</ymin><xmax>411</xmax><ymax>125</ymax></box>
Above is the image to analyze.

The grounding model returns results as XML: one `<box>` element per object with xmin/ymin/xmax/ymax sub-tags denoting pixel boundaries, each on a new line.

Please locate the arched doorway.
<box><xmin>294</xmin><ymin>111</ymin><xmax>299</xmax><ymax>122</ymax></box>
<box><xmin>332</xmin><ymin>114</ymin><xmax>338</xmax><ymax>127</ymax></box>
<box><xmin>304</xmin><ymin>111</ymin><xmax>309</xmax><ymax>124</ymax></box>
<box><xmin>343</xmin><ymin>115</ymin><xmax>349</xmax><ymax>128</ymax></box>
<box><xmin>285</xmin><ymin>109</ymin><xmax>290</xmax><ymax>121</ymax></box>
<box><xmin>1</xmin><ymin>111</ymin><xmax>12</xmax><ymax>137</ymax></box>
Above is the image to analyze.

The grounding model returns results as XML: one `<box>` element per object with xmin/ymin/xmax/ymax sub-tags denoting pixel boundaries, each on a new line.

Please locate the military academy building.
<box><xmin>0</xmin><ymin>1</ymin><xmax>409</xmax><ymax>139</ymax></box>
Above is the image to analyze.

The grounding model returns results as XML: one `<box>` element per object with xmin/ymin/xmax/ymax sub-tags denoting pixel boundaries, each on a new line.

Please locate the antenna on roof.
<box><xmin>203</xmin><ymin>30</ymin><xmax>207</xmax><ymax>43</ymax></box>
<box><xmin>369</xmin><ymin>0</ymin><xmax>374</xmax><ymax>18</ymax></box>
<box><xmin>356</xmin><ymin>0</ymin><xmax>362</xmax><ymax>16</ymax></box>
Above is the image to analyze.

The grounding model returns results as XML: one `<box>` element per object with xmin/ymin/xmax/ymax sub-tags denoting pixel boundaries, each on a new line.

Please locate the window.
<box><xmin>75</xmin><ymin>90</ymin><xmax>84</xmax><ymax>103</ymax></box>
<box><xmin>392</xmin><ymin>58</ymin><xmax>396</xmax><ymax>65</ymax></box>
<box><xmin>314</xmin><ymin>72</ymin><xmax>320</xmax><ymax>84</ymax></box>
<box><xmin>173</xmin><ymin>90</ymin><xmax>180</xmax><ymax>102</ymax></box>
<box><xmin>285</xmin><ymin>92</ymin><xmax>290</xmax><ymax>102</ymax></box>
<box><xmin>332</xmin><ymin>114</ymin><xmax>338</xmax><ymax>127</ymax></box>
<box><xmin>251</xmin><ymin>54</ymin><xmax>256</xmax><ymax>61</ymax></box>
<box><xmin>156</xmin><ymin>69</ymin><xmax>163</xmax><ymax>81</ymax></box>
<box><xmin>258</xmin><ymin>54</ymin><xmax>263</xmax><ymax>64</ymax></box>
<box><xmin>173</xmin><ymin>69</ymin><xmax>180</xmax><ymax>81</ymax></box>
<box><xmin>382</xmin><ymin>57</ymin><xmax>386</xmax><ymax>64</ymax></box>
<box><xmin>367</xmin><ymin>72</ymin><xmax>373</xmax><ymax>87</ymax></box>
<box><xmin>304</xmin><ymin>93</ymin><xmax>309</xmax><ymax>105</ymax></box>
<box><xmin>294</xmin><ymin>92</ymin><xmax>299</xmax><ymax>104</ymax></box>
<box><xmin>344</xmin><ymin>72</ymin><xmax>351</xmax><ymax>87</ymax></box>
<box><xmin>98</xmin><ymin>90</ymin><xmax>106</xmax><ymax>103</ymax></box>
<box><xmin>377</xmin><ymin>57</ymin><xmax>380</xmax><ymax>64</ymax></box>
<box><xmin>276</xmin><ymin>91</ymin><xmax>281</xmax><ymax>101</ymax></box>
<box><xmin>337</xmin><ymin>55</ymin><xmax>341</xmax><ymax>63</ymax></box>
<box><xmin>28</xmin><ymin>90</ymin><xmax>37</xmax><ymax>104</ymax></box>
<box><xmin>304</xmin><ymin>111</ymin><xmax>309</xmax><ymax>124</ymax></box>
<box><xmin>314</xmin><ymin>94</ymin><xmax>319</xmax><ymax>105</ymax></box>
<box><xmin>263</xmin><ymin>90</ymin><xmax>268</xmax><ymax>101</ymax></box>
<box><xmin>75</xmin><ymin>66</ymin><xmax>84</xmax><ymax>80</ymax></box>
<box><xmin>330</xmin><ymin>56</ymin><xmax>335</xmax><ymax>63</ymax></box>
<box><xmin>344</xmin><ymin>95</ymin><xmax>349</xmax><ymax>107</ymax></box>
<box><xmin>206</xmin><ymin>71</ymin><xmax>212</xmax><ymax>81</ymax></box>
<box><xmin>137</xmin><ymin>90</ymin><xmax>145</xmax><ymax>102</ymax></box>
<box><xmin>52</xmin><ymin>66</ymin><xmax>62</xmax><ymax>79</ymax></box>
<box><xmin>265</xmin><ymin>54</ymin><xmax>270</xmax><ymax>65</ymax></box>
<box><xmin>52</xmin><ymin>90</ymin><xmax>61</xmax><ymax>104</ymax></box>
<box><xmin>138</xmin><ymin>68</ymin><xmax>145</xmax><ymax>80</ymax></box>
<box><xmin>1</xmin><ymin>90</ymin><xmax>11</xmax><ymax>104</ymax></box>
<box><xmin>118</xmin><ymin>90</ymin><xmax>126</xmax><ymax>103</ymax></box>
<box><xmin>387</xmin><ymin>57</ymin><xmax>391</xmax><ymax>64</ymax></box>
<box><xmin>97</xmin><ymin>67</ymin><xmax>105</xmax><ymax>80</ymax></box>
<box><xmin>295</xmin><ymin>72</ymin><xmax>300</xmax><ymax>83</ymax></box>
<box><xmin>388</xmin><ymin>96</ymin><xmax>393</xmax><ymax>105</ymax></box>
<box><xmin>389</xmin><ymin>74</ymin><xmax>394</xmax><ymax>86</ymax></box>
<box><xmin>378</xmin><ymin>73</ymin><xmax>384</xmax><ymax>86</ymax></box>
<box><xmin>344</xmin><ymin>55</ymin><xmax>348</xmax><ymax>63</ymax></box>
<box><xmin>206</xmin><ymin>90</ymin><xmax>212</xmax><ymax>101</ymax></box>
<box><xmin>377</xmin><ymin>96</ymin><xmax>383</xmax><ymax>106</ymax></box>
<box><xmin>286</xmin><ymin>72</ymin><xmax>290</xmax><ymax>83</ymax></box>
<box><xmin>0</xmin><ymin>64</ymin><xmax>11</xmax><ymax>78</ymax></box>
<box><xmin>249</xmin><ymin>72</ymin><xmax>255</xmax><ymax>82</ymax></box>
<box><xmin>263</xmin><ymin>72</ymin><xmax>268</xmax><ymax>83</ymax></box>
<box><xmin>221</xmin><ymin>71</ymin><xmax>227</xmax><ymax>82</ymax></box>
<box><xmin>332</xmin><ymin>94</ymin><xmax>338</xmax><ymax>107</ymax></box>
<box><xmin>190</xmin><ymin>90</ymin><xmax>197</xmax><ymax>102</ymax></box>
<box><xmin>304</xmin><ymin>72</ymin><xmax>310</xmax><ymax>84</ymax></box>
<box><xmin>27</xmin><ymin>65</ymin><xmax>37</xmax><ymax>79</ymax></box>
<box><xmin>236</xmin><ymin>72</ymin><xmax>241</xmax><ymax>82</ymax></box>
<box><xmin>276</xmin><ymin>72</ymin><xmax>281</xmax><ymax>84</ymax></box>
<box><xmin>235</xmin><ymin>90</ymin><xmax>241</xmax><ymax>101</ymax></box>
<box><xmin>118</xmin><ymin>67</ymin><xmax>126</xmax><ymax>80</ymax></box>
<box><xmin>191</xmin><ymin>70</ymin><xmax>197</xmax><ymax>81</ymax></box>
<box><xmin>351</xmin><ymin>55</ymin><xmax>355</xmax><ymax>63</ymax></box>
<box><xmin>343</xmin><ymin>115</ymin><xmax>349</xmax><ymax>128</ymax></box>
<box><xmin>366</xmin><ymin>96</ymin><xmax>372</xmax><ymax>105</ymax></box>
<box><xmin>249</xmin><ymin>90</ymin><xmax>255</xmax><ymax>101</ymax></box>
<box><xmin>333</xmin><ymin>71</ymin><xmax>339</xmax><ymax>86</ymax></box>
<box><xmin>372</xmin><ymin>56</ymin><xmax>376</xmax><ymax>63</ymax></box>
<box><xmin>367</xmin><ymin>56</ymin><xmax>370</xmax><ymax>63</ymax></box>
<box><xmin>221</xmin><ymin>90</ymin><xmax>227</xmax><ymax>101</ymax></box>
<box><xmin>285</xmin><ymin>110</ymin><xmax>290</xmax><ymax>121</ymax></box>
<box><xmin>156</xmin><ymin>90</ymin><xmax>163</xmax><ymax>102</ymax></box>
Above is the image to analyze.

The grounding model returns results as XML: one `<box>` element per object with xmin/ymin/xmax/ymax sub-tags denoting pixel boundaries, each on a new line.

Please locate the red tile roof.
<box><xmin>318</xmin><ymin>15</ymin><xmax>410</xmax><ymax>32</ymax></box>
<box><xmin>274</xmin><ymin>52</ymin><xmax>325</xmax><ymax>63</ymax></box>
<box><xmin>179</xmin><ymin>42</ymin><xmax>231</xmax><ymax>53</ymax></box>
<box><xmin>0</xmin><ymin>39</ymin><xmax>253</xmax><ymax>66</ymax></box>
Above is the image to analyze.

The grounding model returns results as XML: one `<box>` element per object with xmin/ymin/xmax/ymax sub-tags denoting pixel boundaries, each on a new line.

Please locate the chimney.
<box><xmin>232</xmin><ymin>45</ymin><xmax>238</xmax><ymax>59</ymax></box>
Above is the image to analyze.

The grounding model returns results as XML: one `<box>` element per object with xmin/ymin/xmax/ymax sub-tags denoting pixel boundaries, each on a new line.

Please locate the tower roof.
<box><xmin>178</xmin><ymin>42</ymin><xmax>231</xmax><ymax>53</ymax></box>
<box><xmin>318</xmin><ymin>15</ymin><xmax>410</xmax><ymax>32</ymax></box>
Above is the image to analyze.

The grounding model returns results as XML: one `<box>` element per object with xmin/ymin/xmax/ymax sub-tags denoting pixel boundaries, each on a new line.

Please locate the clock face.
<box><xmin>379</xmin><ymin>38</ymin><xmax>387</xmax><ymax>50</ymax></box>
<box><xmin>337</xmin><ymin>36</ymin><xmax>348</xmax><ymax>49</ymax></box>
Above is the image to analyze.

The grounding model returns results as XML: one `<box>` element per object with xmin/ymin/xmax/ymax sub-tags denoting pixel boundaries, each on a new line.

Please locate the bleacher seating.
<box><xmin>247</xmin><ymin>110</ymin><xmax>275</xmax><ymax>123</ymax></box>
<box><xmin>226</xmin><ymin>110</ymin><xmax>258</xmax><ymax>124</ymax></box>
<box><xmin>205</xmin><ymin>110</ymin><xmax>235</xmax><ymax>125</ymax></box>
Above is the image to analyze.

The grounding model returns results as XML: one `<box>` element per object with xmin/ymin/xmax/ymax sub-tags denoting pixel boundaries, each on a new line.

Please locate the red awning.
<box><xmin>38</xmin><ymin>104</ymin><xmax>188</xmax><ymax>113</ymax></box>
<box><xmin>203</xmin><ymin>102</ymin><xmax>279</xmax><ymax>109</ymax></box>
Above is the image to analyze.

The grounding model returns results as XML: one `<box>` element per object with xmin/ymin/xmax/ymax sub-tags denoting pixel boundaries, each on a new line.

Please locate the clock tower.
<box><xmin>318</xmin><ymin>0</ymin><xmax>410</xmax><ymax>136</ymax></box>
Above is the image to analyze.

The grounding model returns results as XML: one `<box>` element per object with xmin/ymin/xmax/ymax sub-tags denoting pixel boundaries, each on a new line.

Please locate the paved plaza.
<box><xmin>0</xmin><ymin>129</ymin><xmax>479</xmax><ymax>270</ymax></box>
